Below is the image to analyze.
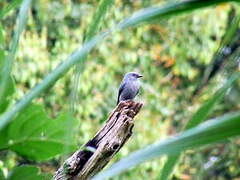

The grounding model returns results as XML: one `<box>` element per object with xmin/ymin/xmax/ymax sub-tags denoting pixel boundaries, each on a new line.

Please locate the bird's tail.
<box><xmin>116</xmin><ymin>94</ymin><xmax>120</xmax><ymax>105</ymax></box>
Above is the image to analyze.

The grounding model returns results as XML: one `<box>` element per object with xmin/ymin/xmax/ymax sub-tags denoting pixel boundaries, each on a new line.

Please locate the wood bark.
<box><xmin>54</xmin><ymin>100</ymin><xmax>143</xmax><ymax>180</ymax></box>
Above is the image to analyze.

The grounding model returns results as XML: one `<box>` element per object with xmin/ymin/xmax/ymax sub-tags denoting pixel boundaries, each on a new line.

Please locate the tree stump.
<box><xmin>54</xmin><ymin>100</ymin><xmax>143</xmax><ymax>180</ymax></box>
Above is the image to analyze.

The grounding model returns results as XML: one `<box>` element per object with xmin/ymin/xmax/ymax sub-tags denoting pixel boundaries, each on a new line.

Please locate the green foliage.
<box><xmin>0</xmin><ymin>0</ymin><xmax>235</xmax><ymax>130</ymax></box>
<box><xmin>0</xmin><ymin>0</ymin><xmax>239</xmax><ymax>179</ymax></box>
<box><xmin>198</xmin><ymin>13</ymin><xmax>240</xmax><ymax>91</ymax></box>
<box><xmin>0</xmin><ymin>0</ymin><xmax>23</xmax><ymax>19</ymax></box>
<box><xmin>93</xmin><ymin>111</ymin><xmax>240</xmax><ymax>180</ymax></box>
<box><xmin>6</xmin><ymin>165</ymin><xmax>49</xmax><ymax>180</ymax></box>
<box><xmin>187</xmin><ymin>73</ymin><xmax>239</xmax><ymax>130</ymax></box>
<box><xmin>0</xmin><ymin>104</ymin><xmax>77</xmax><ymax>161</ymax></box>
<box><xmin>159</xmin><ymin>72</ymin><xmax>240</xmax><ymax>179</ymax></box>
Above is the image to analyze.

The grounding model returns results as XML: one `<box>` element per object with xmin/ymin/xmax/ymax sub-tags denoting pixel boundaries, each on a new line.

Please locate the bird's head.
<box><xmin>125</xmin><ymin>72</ymin><xmax>143</xmax><ymax>81</ymax></box>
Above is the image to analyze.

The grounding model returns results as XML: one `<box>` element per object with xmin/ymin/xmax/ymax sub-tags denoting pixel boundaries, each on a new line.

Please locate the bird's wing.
<box><xmin>117</xmin><ymin>81</ymin><xmax>126</xmax><ymax>105</ymax></box>
<box><xmin>136</xmin><ymin>87</ymin><xmax>140</xmax><ymax>96</ymax></box>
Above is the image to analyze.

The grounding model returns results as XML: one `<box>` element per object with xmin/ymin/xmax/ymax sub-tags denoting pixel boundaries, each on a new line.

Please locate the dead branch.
<box><xmin>54</xmin><ymin>100</ymin><xmax>143</xmax><ymax>180</ymax></box>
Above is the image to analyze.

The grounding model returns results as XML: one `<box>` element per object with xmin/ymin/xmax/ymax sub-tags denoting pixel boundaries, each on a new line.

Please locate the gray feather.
<box><xmin>116</xmin><ymin>72</ymin><xmax>142</xmax><ymax>104</ymax></box>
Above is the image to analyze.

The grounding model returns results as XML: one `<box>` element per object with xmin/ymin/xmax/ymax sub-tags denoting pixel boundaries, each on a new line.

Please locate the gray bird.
<box><xmin>117</xmin><ymin>72</ymin><xmax>143</xmax><ymax>104</ymax></box>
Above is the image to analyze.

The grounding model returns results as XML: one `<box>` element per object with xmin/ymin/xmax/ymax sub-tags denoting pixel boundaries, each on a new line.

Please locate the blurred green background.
<box><xmin>0</xmin><ymin>0</ymin><xmax>240</xmax><ymax>179</ymax></box>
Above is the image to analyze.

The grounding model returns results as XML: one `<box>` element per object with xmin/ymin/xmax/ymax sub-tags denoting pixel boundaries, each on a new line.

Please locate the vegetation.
<box><xmin>0</xmin><ymin>0</ymin><xmax>240</xmax><ymax>179</ymax></box>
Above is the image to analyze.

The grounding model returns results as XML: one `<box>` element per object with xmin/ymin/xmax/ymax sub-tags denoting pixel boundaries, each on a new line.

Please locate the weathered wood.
<box><xmin>54</xmin><ymin>100</ymin><xmax>143</xmax><ymax>180</ymax></box>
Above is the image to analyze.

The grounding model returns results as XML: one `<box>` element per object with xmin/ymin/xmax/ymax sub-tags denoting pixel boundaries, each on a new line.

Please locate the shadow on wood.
<box><xmin>54</xmin><ymin>100</ymin><xmax>143</xmax><ymax>180</ymax></box>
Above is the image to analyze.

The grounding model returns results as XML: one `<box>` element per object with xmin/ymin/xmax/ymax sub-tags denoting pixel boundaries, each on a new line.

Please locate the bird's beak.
<box><xmin>137</xmin><ymin>74</ymin><xmax>143</xmax><ymax>78</ymax></box>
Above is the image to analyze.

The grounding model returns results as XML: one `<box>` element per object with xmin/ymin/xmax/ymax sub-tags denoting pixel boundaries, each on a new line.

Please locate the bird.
<box><xmin>117</xmin><ymin>72</ymin><xmax>143</xmax><ymax>105</ymax></box>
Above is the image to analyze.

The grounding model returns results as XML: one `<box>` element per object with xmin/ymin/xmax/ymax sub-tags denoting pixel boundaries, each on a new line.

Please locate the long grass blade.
<box><xmin>0</xmin><ymin>0</ymin><xmax>32</xmax><ymax>110</ymax></box>
<box><xmin>93</xmin><ymin>111</ymin><xmax>240</xmax><ymax>180</ymax></box>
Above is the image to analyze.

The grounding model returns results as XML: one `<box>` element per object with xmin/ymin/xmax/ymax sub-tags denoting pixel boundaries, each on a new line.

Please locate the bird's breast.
<box><xmin>121</xmin><ymin>81</ymin><xmax>140</xmax><ymax>100</ymax></box>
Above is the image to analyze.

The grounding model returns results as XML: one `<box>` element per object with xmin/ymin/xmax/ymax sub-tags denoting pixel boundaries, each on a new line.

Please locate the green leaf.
<box><xmin>6</xmin><ymin>165</ymin><xmax>47</xmax><ymax>180</ymax></box>
<box><xmin>0</xmin><ymin>104</ymin><xmax>77</xmax><ymax>161</ymax></box>
<box><xmin>0</xmin><ymin>0</ymin><xmax>236</xmax><ymax>129</ymax></box>
<box><xmin>93</xmin><ymin>111</ymin><xmax>240</xmax><ymax>180</ymax></box>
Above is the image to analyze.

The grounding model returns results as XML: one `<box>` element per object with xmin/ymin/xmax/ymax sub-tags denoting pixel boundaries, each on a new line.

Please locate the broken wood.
<box><xmin>54</xmin><ymin>100</ymin><xmax>143</xmax><ymax>180</ymax></box>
